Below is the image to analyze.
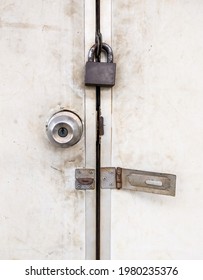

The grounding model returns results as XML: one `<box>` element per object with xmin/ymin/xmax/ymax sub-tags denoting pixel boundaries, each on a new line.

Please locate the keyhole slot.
<box><xmin>58</xmin><ymin>127</ymin><xmax>68</xmax><ymax>138</ymax></box>
<box><xmin>146</xmin><ymin>179</ymin><xmax>163</xmax><ymax>187</ymax></box>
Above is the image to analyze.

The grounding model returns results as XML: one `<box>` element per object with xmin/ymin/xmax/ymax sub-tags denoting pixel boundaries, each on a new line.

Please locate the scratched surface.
<box><xmin>111</xmin><ymin>0</ymin><xmax>203</xmax><ymax>259</ymax></box>
<box><xmin>0</xmin><ymin>0</ymin><xmax>85</xmax><ymax>259</ymax></box>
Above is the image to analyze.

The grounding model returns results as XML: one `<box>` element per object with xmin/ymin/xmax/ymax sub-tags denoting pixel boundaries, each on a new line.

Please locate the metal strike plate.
<box><xmin>75</xmin><ymin>169</ymin><xmax>95</xmax><ymax>190</ymax></box>
<box><xmin>101</xmin><ymin>167</ymin><xmax>176</xmax><ymax>196</ymax></box>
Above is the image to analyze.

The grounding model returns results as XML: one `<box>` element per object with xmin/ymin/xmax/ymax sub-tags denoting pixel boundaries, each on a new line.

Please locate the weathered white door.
<box><xmin>2</xmin><ymin>0</ymin><xmax>203</xmax><ymax>261</ymax></box>
<box><xmin>103</xmin><ymin>0</ymin><xmax>203</xmax><ymax>259</ymax></box>
<box><xmin>0</xmin><ymin>0</ymin><xmax>90</xmax><ymax>259</ymax></box>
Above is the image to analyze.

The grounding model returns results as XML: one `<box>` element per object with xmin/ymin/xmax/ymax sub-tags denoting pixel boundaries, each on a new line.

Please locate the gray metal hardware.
<box><xmin>121</xmin><ymin>168</ymin><xmax>176</xmax><ymax>196</ymax></box>
<box><xmin>75</xmin><ymin>169</ymin><xmax>95</xmax><ymax>190</ymax></box>
<box><xmin>46</xmin><ymin>110</ymin><xmax>83</xmax><ymax>148</ymax></box>
<box><xmin>101</xmin><ymin>167</ymin><xmax>176</xmax><ymax>196</ymax></box>
<box><xmin>100</xmin><ymin>167</ymin><xmax>116</xmax><ymax>189</ymax></box>
<box><xmin>76</xmin><ymin>167</ymin><xmax>176</xmax><ymax>196</ymax></box>
<box><xmin>85</xmin><ymin>43</ymin><xmax>116</xmax><ymax>87</ymax></box>
<box><xmin>99</xmin><ymin>116</ymin><xmax>104</xmax><ymax>136</ymax></box>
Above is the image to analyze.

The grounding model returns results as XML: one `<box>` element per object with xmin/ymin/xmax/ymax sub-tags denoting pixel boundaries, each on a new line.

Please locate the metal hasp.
<box><xmin>75</xmin><ymin>167</ymin><xmax>176</xmax><ymax>196</ymax></box>
<box><xmin>75</xmin><ymin>169</ymin><xmax>95</xmax><ymax>190</ymax></box>
<box><xmin>101</xmin><ymin>167</ymin><xmax>176</xmax><ymax>196</ymax></box>
<box><xmin>85</xmin><ymin>43</ymin><xmax>116</xmax><ymax>87</ymax></box>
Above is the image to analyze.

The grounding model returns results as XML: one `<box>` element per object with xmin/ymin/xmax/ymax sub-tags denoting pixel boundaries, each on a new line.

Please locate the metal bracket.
<box><xmin>75</xmin><ymin>167</ymin><xmax>176</xmax><ymax>196</ymax></box>
<box><xmin>75</xmin><ymin>169</ymin><xmax>95</xmax><ymax>190</ymax></box>
<box><xmin>99</xmin><ymin>116</ymin><xmax>104</xmax><ymax>136</ymax></box>
<box><xmin>101</xmin><ymin>167</ymin><xmax>176</xmax><ymax>196</ymax></box>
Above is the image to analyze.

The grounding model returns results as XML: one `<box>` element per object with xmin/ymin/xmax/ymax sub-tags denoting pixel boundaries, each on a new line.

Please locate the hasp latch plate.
<box><xmin>101</xmin><ymin>167</ymin><xmax>176</xmax><ymax>196</ymax></box>
<box><xmin>75</xmin><ymin>167</ymin><xmax>176</xmax><ymax>196</ymax></box>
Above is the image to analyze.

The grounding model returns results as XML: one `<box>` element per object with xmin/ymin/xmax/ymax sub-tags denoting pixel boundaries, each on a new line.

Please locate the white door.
<box><xmin>100</xmin><ymin>0</ymin><xmax>203</xmax><ymax>259</ymax></box>
<box><xmin>1</xmin><ymin>0</ymin><xmax>203</xmax><ymax>261</ymax></box>
<box><xmin>0</xmin><ymin>0</ymin><xmax>93</xmax><ymax>259</ymax></box>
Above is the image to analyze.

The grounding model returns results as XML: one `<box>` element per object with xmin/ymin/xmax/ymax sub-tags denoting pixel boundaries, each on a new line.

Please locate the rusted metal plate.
<box><xmin>75</xmin><ymin>169</ymin><xmax>95</xmax><ymax>190</ymax></box>
<box><xmin>101</xmin><ymin>167</ymin><xmax>117</xmax><ymax>189</ymax></box>
<box><xmin>101</xmin><ymin>167</ymin><xmax>176</xmax><ymax>196</ymax></box>
<box><xmin>122</xmin><ymin>168</ymin><xmax>176</xmax><ymax>196</ymax></box>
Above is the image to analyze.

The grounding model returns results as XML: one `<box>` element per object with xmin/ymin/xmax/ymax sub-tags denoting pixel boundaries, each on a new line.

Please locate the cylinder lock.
<box><xmin>46</xmin><ymin>110</ymin><xmax>83</xmax><ymax>148</ymax></box>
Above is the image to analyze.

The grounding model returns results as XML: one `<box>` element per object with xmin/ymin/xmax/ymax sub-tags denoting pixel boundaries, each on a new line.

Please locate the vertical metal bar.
<box><xmin>95</xmin><ymin>0</ymin><xmax>101</xmax><ymax>261</ymax></box>
<box><xmin>96</xmin><ymin>0</ymin><xmax>100</xmax><ymax>34</ymax></box>
<box><xmin>96</xmin><ymin>87</ymin><xmax>101</xmax><ymax>260</ymax></box>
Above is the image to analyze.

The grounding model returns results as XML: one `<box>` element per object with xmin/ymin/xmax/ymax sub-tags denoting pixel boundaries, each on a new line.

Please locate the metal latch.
<box><xmin>76</xmin><ymin>167</ymin><xmax>176</xmax><ymax>196</ymax></box>
<box><xmin>75</xmin><ymin>169</ymin><xmax>95</xmax><ymax>190</ymax></box>
<box><xmin>101</xmin><ymin>167</ymin><xmax>176</xmax><ymax>196</ymax></box>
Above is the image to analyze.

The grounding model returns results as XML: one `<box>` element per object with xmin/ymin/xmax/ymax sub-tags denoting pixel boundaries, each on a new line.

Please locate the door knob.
<box><xmin>46</xmin><ymin>110</ymin><xmax>83</xmax><ymax>148</ymax></box>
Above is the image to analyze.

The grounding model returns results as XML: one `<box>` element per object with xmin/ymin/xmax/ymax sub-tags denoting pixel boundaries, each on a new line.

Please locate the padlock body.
<box><xmin>85</xmin><ymin>61</ymin><xmax>116</xmax><ymax>87</ymax></box>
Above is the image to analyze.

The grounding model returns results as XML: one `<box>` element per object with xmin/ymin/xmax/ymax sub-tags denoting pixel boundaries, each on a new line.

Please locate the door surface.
<box><xmin>1</xmin><ymin>0</ymin><xmax>203</xmax><ymax>261</ymax></box>
<box><xmin>107</xmin><ymin>0</ymin><xmax>203</xmax><ymax>259</ymax></box>
<box><xmin>0</xmin><ymin>0</ymin><xmax>87</xmax><ymax>259</ymax></box>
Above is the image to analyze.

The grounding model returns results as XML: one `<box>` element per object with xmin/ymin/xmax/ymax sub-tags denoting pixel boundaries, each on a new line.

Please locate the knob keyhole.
<box><xmin>58</xmin><ymin>127</ymin><xmax>68</xmax><ymax>137</ymax></box>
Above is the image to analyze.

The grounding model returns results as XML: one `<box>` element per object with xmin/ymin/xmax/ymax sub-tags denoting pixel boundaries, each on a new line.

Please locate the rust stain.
<box><xmin>64</xmin><ymin>154</ymin><xmax>83</xmax><ymax>166</ymax></box>
<box><xmin>64</xmin><ymin>189</ymin><xmax>83</xmax><ymax>199</ymax></box>
<box><xmin>0</xmin><ymin>20</ymin><xmax>62</xmax><ymax>32</ymax></box>
<box><xmin>166</xmin><ymin>155</ymin><xmax>174</xmax><ymax>161</ymax></box>
<box><xmin>64</xmin><ymin>2</ymin><xmax>78</xmax><ymax>17</ymax></box>
<box><xmin>42</xmin><ymin>25</ymin><xmax>61</xmax><ymax>32</ymax></box>
<box><xmin>0</xmin><ymin>3</ymin><xmax>15</xmax><ymax>12</ymax></box>
<box><xmin>0</xmin><ymin>20</ymin><xmax>36</xmax><ymax>29</ymax></box>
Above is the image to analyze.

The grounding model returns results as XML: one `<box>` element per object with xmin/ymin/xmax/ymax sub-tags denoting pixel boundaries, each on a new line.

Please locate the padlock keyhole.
<box><xmin>58</xmin><ymin>127</ymin><xmax>68</xmax><ymax>138</ymax></box>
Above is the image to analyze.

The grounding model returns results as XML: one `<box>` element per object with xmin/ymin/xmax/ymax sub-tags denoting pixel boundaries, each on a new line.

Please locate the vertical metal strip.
<box><xmin>96</xmin><ymin>0</ymin><xmax>100</xmax><ymax>35</ymax></box>
<box><xmin>95</xmin><ymin>0</ymin><xmax>101</xmax><ymax>260</ymax></box>
<box><xmin>96</xmin><ymin>87</ymin><xmax>101</xmax><ymax>260</ymax></box>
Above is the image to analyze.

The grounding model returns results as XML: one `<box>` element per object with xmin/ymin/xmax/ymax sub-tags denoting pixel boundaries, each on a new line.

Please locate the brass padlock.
<box><xmin>85</xmin><ymin>43</ymin><xmax>116</xmax><ymax>87</ymax></box>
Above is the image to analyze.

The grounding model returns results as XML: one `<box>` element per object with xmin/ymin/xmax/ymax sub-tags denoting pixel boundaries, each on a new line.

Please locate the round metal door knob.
<box><xmin>46</xmin><ymin>110</ymin><xmax>83</xmax><ymax>148</ymax></box>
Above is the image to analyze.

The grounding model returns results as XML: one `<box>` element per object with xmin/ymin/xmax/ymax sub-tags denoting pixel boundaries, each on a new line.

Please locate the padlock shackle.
<box><xmin>88</xmin><ymin>43</ymin><xmax>113</xmax><ymax>63</ymax></box>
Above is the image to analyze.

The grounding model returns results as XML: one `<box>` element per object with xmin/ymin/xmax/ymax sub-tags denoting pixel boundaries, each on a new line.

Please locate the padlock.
<box><xmin>85</xmin><ymin>43</ymin><xmax>116</xmax><ymax>87</ymax></box>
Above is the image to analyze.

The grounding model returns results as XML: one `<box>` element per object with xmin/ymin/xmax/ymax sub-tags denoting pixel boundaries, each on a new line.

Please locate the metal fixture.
<box><xmin>76</xmin><ymin>167</ymin><xmax>176</xmax><ymax>196</ymax></box>
<box><xmin>85</xmin><ymin>43</ymin><xmax>116</xmax><ymax>87</ymax></box>
<box><xmin>101</xmin><ymin>168</ymin><xmax>176</xmax><ymax>196</ymax></box>
<box><xmin>75</xmin><ymin>169</ymin><xmax>95</xmax><ymax>190</ymax></box>
<box><xmin>46</xmin><ymin>110</ymin><xmax>83</xmax><ymax>148</ymax></box>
